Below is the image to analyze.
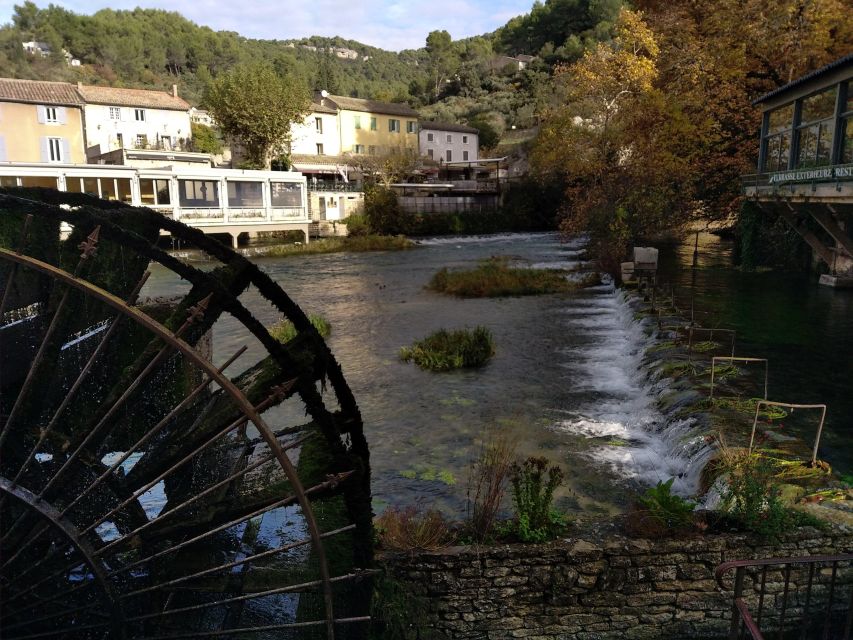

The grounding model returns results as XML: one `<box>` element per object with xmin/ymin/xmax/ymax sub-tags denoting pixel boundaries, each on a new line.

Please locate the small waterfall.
<box><xmin>553</xmin><ymin>284</ymin><xmax>713</xmax><ymax>497</ymax></box>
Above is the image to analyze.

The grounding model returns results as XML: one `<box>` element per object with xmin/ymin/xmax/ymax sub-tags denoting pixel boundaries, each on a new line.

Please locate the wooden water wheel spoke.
<box><xmin>0</xmin><ymin>189</ymin><xmax>373</xmax><ymax>639</ymax></box>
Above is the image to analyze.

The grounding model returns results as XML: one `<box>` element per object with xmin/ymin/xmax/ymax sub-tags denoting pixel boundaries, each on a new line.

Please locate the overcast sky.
<box><xmin>0</xmin><ymin>0</ymin><xmax>534</xmax><ymax>50</ymax></box>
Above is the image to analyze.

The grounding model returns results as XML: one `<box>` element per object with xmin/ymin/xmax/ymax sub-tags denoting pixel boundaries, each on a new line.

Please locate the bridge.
<box><xmin>745</xmin><ymin>53</ymin><xmax>853</xmax><ymax>287</ymax></box>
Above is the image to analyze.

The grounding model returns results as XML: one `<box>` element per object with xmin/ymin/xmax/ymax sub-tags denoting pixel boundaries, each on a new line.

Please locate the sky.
<box><xmin>0</xmin><ymin>0</ymin><xmax>535</xmax><ymax>51</ymax></box>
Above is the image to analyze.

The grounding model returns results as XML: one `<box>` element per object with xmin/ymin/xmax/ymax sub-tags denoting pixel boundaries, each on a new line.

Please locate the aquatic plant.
<box><xmin>428</xmin><ymin>257</ymin><xmax>579</xmax><ymax>298</ymax></box>
<box><xmin>466</xmin><ymin>434</ymin><xmax>517</xmax><ymax>543</ymax></box>
<box><xmin>374</xmin><ymin>505</ymin><xmax>455</xmax><ymax>552</ymax></box>
<box><xmin>400</xmin><ymin>326</ymin><xmax>495</xmax><ymax>371</ymax></box>
<box><xmin>507</xmin><ymin>456</ymin><xmax>567</xmax><ymax>543</ymax></box>
<box><xmin>711</xmin><ymin>396</ymin><xmax>788</xmax><ymax>420</ymax></box>
<box><xmin>269</xmin><ymin>313</ymin><xmax>331</xmax><ymax>343</ymax></box>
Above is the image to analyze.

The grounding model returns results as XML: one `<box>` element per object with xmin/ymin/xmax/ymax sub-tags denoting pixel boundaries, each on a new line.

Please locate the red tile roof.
<box><xmin>77</xmin><ymin>84</ymin><xmax>190</xmax><ymax>111</ymax></box>
<box><xmin>0</xmin><ymin>78</ymin><xmax>83</xmax><ymax>106</ymax></box>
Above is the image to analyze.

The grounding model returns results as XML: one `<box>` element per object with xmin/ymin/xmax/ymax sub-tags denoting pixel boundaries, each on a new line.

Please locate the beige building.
<box><xmin>0</xmin><ymin>78</ymin><xmax>86</xmax><ymax>164</ymax></box>
<box><xmin>325</xmin><ymin>94</ymin><xmax>418</xmax><ymax>156</ymax></box>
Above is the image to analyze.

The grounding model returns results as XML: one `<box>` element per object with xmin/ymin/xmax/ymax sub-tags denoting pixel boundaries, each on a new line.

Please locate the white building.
<box><xmin>189</xmin><ymin>107</ymin><xmax>216</xmax><ymax>128</ymax></box>
<box><xmin>289</xmin><ymin>96</ymin><xmax>340</xmax><ymax>158</ymax></box>
<box><xmin>419</xmin><ymin>122</ymin><xmax>479</xmax><ymax>163</ymax></box>
<box><xmin>77</xmin><ymin>83</ymin><xmax>192</xmax><ymax>160</ymax></box>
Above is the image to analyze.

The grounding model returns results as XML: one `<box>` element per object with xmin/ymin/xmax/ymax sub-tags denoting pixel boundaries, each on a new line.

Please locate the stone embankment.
<box><xmin>380</xmin><ymin>527</ymin><xmax>852</xmax><ymax>639</ymax></box>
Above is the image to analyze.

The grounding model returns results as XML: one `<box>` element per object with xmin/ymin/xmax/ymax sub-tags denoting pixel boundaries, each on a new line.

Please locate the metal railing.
<box><xmin>716</xmin><ymin>555</ymin><xmax>853</xmax><ymax>640</ymax></box>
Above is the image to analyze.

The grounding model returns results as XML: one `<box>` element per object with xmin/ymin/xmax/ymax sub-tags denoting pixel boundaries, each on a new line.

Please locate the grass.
<box><xmin>258</xmin><ymin>235</ymin><xmax>414</xmax><ymax>257</ymax></box>
<box><xmin>374</xmin><ymin>505</ymin><xmax>455</xmax><ymax>552</ymax></box>
<box><xmin>711</xmin><ymin>396</ymin><xmax>788</xmax><ymax>420</ymax></box>
<box><xmin>400</xmin><ymin>326</ymin><xmax>495</xmax><ymax>372</ymax></box>
<box><xmin>269</xmin><ymin>314</ymin><xmax>331</xmax><ymax>343</ymax></box>
<box><xmin>428</xmin><ymin>257</ymin><xmax>583</xmax><ymax>298</ymax></box>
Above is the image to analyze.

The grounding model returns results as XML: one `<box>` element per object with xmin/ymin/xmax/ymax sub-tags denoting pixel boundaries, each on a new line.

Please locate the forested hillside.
<box><xmin>0</xmin><ymin>0</ymin><xmax>620</xmax><ymax>138</ymax></box>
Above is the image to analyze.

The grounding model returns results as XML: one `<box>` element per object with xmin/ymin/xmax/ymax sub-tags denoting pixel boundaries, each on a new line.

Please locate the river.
<box><xmin>142</xmin><ymin>231</ymin><xmax>852</xmax><ymax>519</ymax></box>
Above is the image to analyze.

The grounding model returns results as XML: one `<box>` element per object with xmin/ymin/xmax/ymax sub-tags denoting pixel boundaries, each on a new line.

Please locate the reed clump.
<box><xmin>428</xmin><ymin>257</ymin><xmax>580</xmax><ymax>298</ymax></box>
<box><xmin>400</xmin><ymin>326</ymin><xmax>495</xmax><ymax>371</ymax></box>
<box><xmin>374</xmin><ymin>505</ymin><xmax>455</xmax><ymax>552</ymax></box>
<box><xmin>466</xmin><ymin>435</ymin><xmax>517</xmax><ymax>543</ymax></box>
<box><xmin>269</xmin><ymin>314</ymin><xmax>331</xmax><ymax>343</ymax></box>
<box><xmin>260</xmin><ymin>235</ymin><xmax>413</xmax><ymax>257</ymax></box>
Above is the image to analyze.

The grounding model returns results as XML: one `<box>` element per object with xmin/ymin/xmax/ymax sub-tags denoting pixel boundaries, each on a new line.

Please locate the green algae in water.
<box><xmin>691</xmin><ymin>340</ymin><xmax>721</xmax><ymax>353</ymax></box>
<box><xmin>440</xmin><ymin>394</ymin><xmax>477</xmax><ymax>407</ymax></box>
<box><xmin>712</xmin><ymin>397</ymin><xmax>788</xmax><ymax>420</ymax></box>
<box><xmin>400</xmin><ymin>469</ymin><xmax>418</xmax><ymax>480</ymax></box>
<box><xmin>398</xmin><ymin>466</ymin><xmax>457</xmax><ymax>486</ymax></box>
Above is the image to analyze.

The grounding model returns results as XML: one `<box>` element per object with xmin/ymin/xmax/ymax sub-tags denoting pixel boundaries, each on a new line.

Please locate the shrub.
<box><xmin>259</xmin><ymin>235</ymin><xmax>413</xmax><ymax>257</ymax></box>
<box><xmin>466</xmin><ymin>434</ymin><xmax>517</xmax><ymax>543</ymax></box>
<box><xmin>342</xmin><ymin>213</ymin><xmax>370</xmax><ymax>237</ymax></box>
<box><xmin>269</xmin><ymin>314</ymin><xmax>331</xmax><ymax>343</ymax></box>
<box><xmin>364</xmin><ymin>185</ymin><xmax>412</xmax><ymax>235</ymax></box>
<box><xmin>719</xmin><ymin>451</ymin><xmax>823</xmax><ymax>538</ymax></box>
<box><xmin>400</xmin><ymin>326</ymin><xmax>495</xmax><ymax>371</ymax></box>
<box><xmin>507</xmin><ymin>457</ymin><xmax>567</xmax><ymax>543</ymax></box>
<box><xmin>429</xmin><ymin>257</ymin><xmax>577</xmax><ymax>298</ymax></box>
<box><xmin>374</xmin><ymin>505</ymin><xmax>455</xmax><ymax>552</ymax></box>
<box><xmin>638</xmin><ymin>478</ymin><xmax>696</xmax><ymax>529</ymax></box>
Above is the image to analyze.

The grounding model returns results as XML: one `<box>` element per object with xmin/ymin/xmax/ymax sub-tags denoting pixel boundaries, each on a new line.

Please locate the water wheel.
<box><xmin>0</xmin><ymin>188</ymin><xmax>373</xmax><ymax>639</ymax></box>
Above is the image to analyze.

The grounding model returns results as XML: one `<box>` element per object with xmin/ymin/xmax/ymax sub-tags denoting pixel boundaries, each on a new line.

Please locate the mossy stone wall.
<box><xmin>380</xmin><ymin>526</ymin><xmax>853</xmax><ymax>639</ymax></box>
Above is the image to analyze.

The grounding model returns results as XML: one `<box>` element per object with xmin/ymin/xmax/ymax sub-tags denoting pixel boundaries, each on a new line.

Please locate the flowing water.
<box><xmin>141</xmin><ymin>231</ymin><xmax>852</xmax><ymax>518</ymax></box>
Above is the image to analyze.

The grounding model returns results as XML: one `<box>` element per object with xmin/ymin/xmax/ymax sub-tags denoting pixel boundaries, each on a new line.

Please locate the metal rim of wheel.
<box><xmin>0</xmin><ymin>188</ymin><xmax>372</xmax><ymax>639</ymax></box>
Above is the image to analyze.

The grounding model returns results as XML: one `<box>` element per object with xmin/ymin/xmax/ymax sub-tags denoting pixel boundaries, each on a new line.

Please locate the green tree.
<box><xmin>204</xmin><ymin>63</ymin><xmax>310</xmax><ymax>169</ymax></box>
<box><xmin>189</xmin><ymin>122</ymin><xmax>223</xmax><ymax>154</ymax></box>
<box><xmin>425</xmin><ymin>30</ymin><xmax>459</xmax><ymax>101</ymax></box>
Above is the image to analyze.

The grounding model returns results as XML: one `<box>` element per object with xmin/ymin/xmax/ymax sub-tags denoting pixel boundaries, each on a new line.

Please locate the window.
<box><xmin>227</xmin><ymin>181</ymin><xmax>264</xmax><ymax>207</ymax></box>
<box><xmin>463</xmin><ymin>151</ymin><xmax>469</xmax><ymax>161</ymax></box>
<box><xmin>427</xmin><ymin>133</ymin><xmax>434</xmax><ymax>142</ymax></box>
<box><xmin>354</xmin><ymin>144</ymin><xmax>365</xmax><ymax>154</ymax></box>
<box><xmin>406</xmin><ymin>121</ymin><xmax>416</xmax><ymax>133</ymax></box>
<box><xmin>370</xmin><ymin>117</ymin><xmax>377</xmax><ymax>131</ymax></box>
<box><xmin>316</xmin><ymin>143</ymin><xmax>324</xmax><ymax>155</ymax></box>
<box><xmin>45</xmin><ymin>107</ymin><xmax>58</xmax><ymax>123</ymax></box>
<box><xmin>446</xmin><ymin>134</ymin><xmax>452</xmax><ymax>143</ymax></box>
<box><xmin>354</xmin><ymin>115</ymin><xmax>362</xmax><ymax>130</ymax></box>
<box><xmin>270</xmin><ymin>182</ymin><xmax>302</xmax><ymax>207</ymax></box>
<box><xmin>316</xmin><ymin>117</ymin><xmax>323</xmax><ymax>134</ymax></box>
<box><xmin>136</xmin><ymin>134</ymin><xmax>148</xmax><ymax>148</ymax></box>
<box><xmin>116</xmin><ymin>133</ymin><xmax>124</xmax><ymax>148</ymax></box>
<box><xmin>368</xmin><ymin>145</ymin><xmax>377</xmax><ymax>156</ymax></box>
<box><xmin>139</xmin><ymin>178</ymin><xmax>171</xmax><ymax>205</ymax></box>
<box><xmin>446</xmin><ymin>149</ymin><xmax>452</xmax><ymax>162</ymax></box>
<box><xmin>135</xmin><ymin>109</ymin><xmax>146</xmax><ymax>122</ymax></box>
<box><xmin>463</xmin><ymin>135</ymin><xmax>468</xmax><ymax>143</ymax></box>
<box><xmin>178</xmin><ymin>179</ymin><xmax>219</xmax><ymax>207</ymax></box>
<box><xmin>427</xmin><ymin>149</ymin><xmax>433</xmax><ymax>159</ymax></box>
<box><xmin>762</xmin><ymin>103</ymin><xmax>794</xmax><ymax>172</ymax></box>
<box><xmin>842</xmin><ymin>84</ymin><xmax>853</xmax><ymax>164</ymax></box>
<box><xmin>109</xmin><ymin>107</ymin><xmax>121</xmax><ymax>120</ymax></box>
<box><xmin>48</xmin><ymin>137</ymin><xmax>62</xmax><ymax>162</ymax></box>
<box><xmin>796</xmin><ymin>87</ymin><xmax>837</xmax><ymax>168</ymax></box>
<box><xmin>389</xmin><ymin>119</ymin><xmax>400</xmax><ymax>133</ymax></box>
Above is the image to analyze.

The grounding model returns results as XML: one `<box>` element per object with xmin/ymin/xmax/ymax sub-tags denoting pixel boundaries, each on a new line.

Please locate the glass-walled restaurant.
<box><xmin>760</xmin><ymin>75</ymin><xmax>852</xmax><ymax>173</ymax></box>
<box><xmin>0</xmin><ymin>166</ymin><xmax>308</xmax><ymax>225</ymax></box>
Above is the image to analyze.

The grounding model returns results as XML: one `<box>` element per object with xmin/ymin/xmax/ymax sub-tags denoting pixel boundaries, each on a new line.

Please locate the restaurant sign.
<box><xmin>769</xmin><ymin>165</ymin><xmax>853</xmax><ymax>184</ymax></box>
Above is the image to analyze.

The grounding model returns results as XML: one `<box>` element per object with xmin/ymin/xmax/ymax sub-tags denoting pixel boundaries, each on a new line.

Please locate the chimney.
<box><xmin>171</xmin><ymin>84</ymin><xmax>178</xmax><ymax>98</ymax></box>
<box><xmin>77</xmin><ymin>81</ymin><xmax>83</xmax><ymax>91</ymax></box>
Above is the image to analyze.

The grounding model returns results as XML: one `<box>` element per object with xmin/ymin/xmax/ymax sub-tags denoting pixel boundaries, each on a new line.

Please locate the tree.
<box><xmin>356</xmin><ymin>146</ymin><xmax>420</xmax><ymax>189</ymax></box>
<box><xmin>425</xmin><ymin>30</ymin><xmax>459</xmax><ymax>101</ymax></box>
<box><xmin>468</xmin><ymin>115</ymin><xmax>500</xmax><ymax>150</ymax></box>
<box><xmin>189</xmin><ymin>122</ymin><xmax>223</xmax><ymax>154</ymax></box>
<box><xmin>533</xmin><ymin>8</ymin><xmax>698</xmax><ymax>271</ymax></box>
<box><xmin>204</xmin><ymin>63</ymin><xmax>310</xmax><ymax>169</ymax></box>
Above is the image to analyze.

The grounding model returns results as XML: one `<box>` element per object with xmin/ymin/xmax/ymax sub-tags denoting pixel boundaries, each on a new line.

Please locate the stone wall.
<box><xmin>380</xmin><ymin>526</ymin><xmax>853</xmax><ymax>639</ymax></box>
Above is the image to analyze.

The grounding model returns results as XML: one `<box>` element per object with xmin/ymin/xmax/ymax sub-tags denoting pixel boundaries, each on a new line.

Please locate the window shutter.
<box><xmin>0</xmin><ymin>136</ymin><xmax>6</xmax><ymax>162</ymax></box>
<box><xmin>37</xmin><ymin>105</ymin><xmax>46</xmax><ymax>124</ymax></box>
<box><xmin>57</xmin><ymin>107</ymin><xmax>67</xmax><ymax>124</ymax></box>
<box><xmin>61</xmin><ymin>139</ymin><xmax>71</xmax><ymax>162</ymax></box>
<box><xmin>121</xmin><ymin>108</ymin><xmax>128</xmax><ymax>122</ymax></box>
<box><xmin>39</xmin><ymin>137</ymin><xmax>50</xmax><ymax>162</ymax></box>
